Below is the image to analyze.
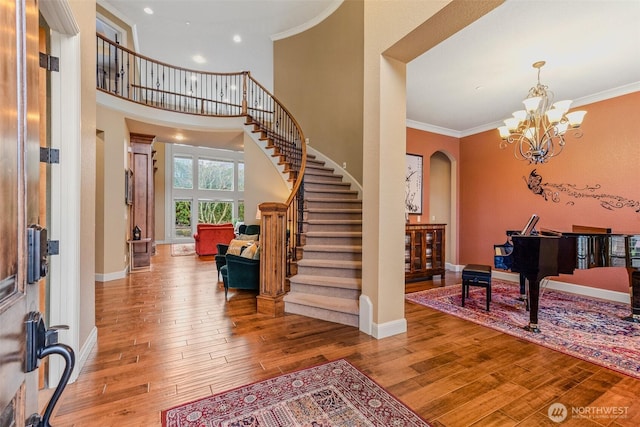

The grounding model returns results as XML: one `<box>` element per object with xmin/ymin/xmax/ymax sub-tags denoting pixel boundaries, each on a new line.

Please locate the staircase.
<box><xmin>283</xmin><ymin>155</ymin><xmax>363</xmax><ymax>327</ymax></box>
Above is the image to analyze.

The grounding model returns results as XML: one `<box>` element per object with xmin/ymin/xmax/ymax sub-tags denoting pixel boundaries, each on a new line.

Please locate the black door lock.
<box><xmin>25</xmin><ymin>312</ymin><xmax>75</xmax><ymax>427</ymax></box>
<box><xmin>27</xmin><ymin>225</ymin><xmax>49</xmax><ymax>284</ymax></box>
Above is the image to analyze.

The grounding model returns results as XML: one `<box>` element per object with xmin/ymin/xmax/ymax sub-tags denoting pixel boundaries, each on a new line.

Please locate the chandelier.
<box><xmin>498</xmin><ymin>61</ymin><xmax>586</xmax><ymax>164</ymax></box>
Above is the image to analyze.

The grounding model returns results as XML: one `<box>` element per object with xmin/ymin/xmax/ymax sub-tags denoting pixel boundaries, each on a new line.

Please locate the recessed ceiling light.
<box><xmin>143</xmin><ymin>7</ymin><xmax>153</xmax><ymax>15</ymax></box>
<box><xmin>192</xmin><ymin>55</ymin><xmax>206</xmax><ymax>64</ymax></box>
<box><xmin>185</xmin><ymin>21</ymin><xmax>191</xmax><ymax>26</ymax></box>
<box><xmin>175</xmin><ymin>134</ymin><xmax>184</xmax><ymax>141</ymax></box>
<box><xmin>233</xmin><ymin>34</ymin><xmax>242</xmax><ymax>43</ymax></box>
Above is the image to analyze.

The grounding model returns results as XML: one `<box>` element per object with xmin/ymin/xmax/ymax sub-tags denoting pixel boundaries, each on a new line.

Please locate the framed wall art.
<box><xmin>125</xmin><ymin>168</ymin><xmax>133</xmax><ymax>205</ymax></box>
<box><xmin>405</xmin><ymin>154</ymin><xmax>423</xmax><ymax>214</ymax></box>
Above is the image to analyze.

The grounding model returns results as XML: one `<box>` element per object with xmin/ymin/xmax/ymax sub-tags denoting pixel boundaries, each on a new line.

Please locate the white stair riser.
<box><xmin>284</xmin><ymin>155</ymin><xmax>362</xmax><ymax>327</ymax></box>
<box><xmin>304</xmin><ymin>173</ymin><xmax>344</xmax><ymax>182</ymax></box>
<box><xmin>303</xmin><ymin>235</ymin><xmax>362</xmax><ymax>246</ymax></box>
<box><xmin>288</xmin><ymin>283</ymin><xmax>360</xmax><ymax>299</ymax></box>
<box><xmin>304</xmin><ymin>211</ymin><xmax>362</xmax><ymax>221</ymax></box>
<box><xmin>301</xmin><ymin>250</ymin><xmax>362</xmax><ymax>261</ymax></box>
<box><xmin>284</xmin><ymin>302</ymin><xmax>359</xmax><ymax>328</ymax></box>
<box><xmin>304</xmin><ymin>166</ymin><xmax>335</xmax><ymax>175</ymax></box>
<box><xmin>304</xmin><ymin>191</ymin><xmax>359</xmax><ymax>201</ymax></box>
<box><xmin>296</xmin><ymin>265</ymin><xmax>361</xmax><ymax>279</ymax></box>
<box><xmin>305</xmin><ymin>200</ymin><xmax>362</xmax><ymax>210</ymax></box>
<box><xmin>303</xmin><ymin>223</ymin><xmax>362</xmax><ymax>233</ymax></box>
<box><xmin>304</xmin><ymin>181</ymin><xmax>352</xmax><ymax>191</ymax></box>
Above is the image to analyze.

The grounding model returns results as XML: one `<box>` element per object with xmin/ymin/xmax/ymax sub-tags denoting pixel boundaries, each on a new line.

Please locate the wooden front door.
<box><xmin>0</xmin><ymin>0</ymin><xmax>42</xmax><ymax>425</ymax></box>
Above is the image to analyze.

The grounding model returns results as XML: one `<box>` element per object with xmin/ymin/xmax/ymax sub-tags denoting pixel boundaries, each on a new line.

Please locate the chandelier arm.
<box><xmin>497</xmin><ymin>60</ymin><xmax>585</xmax><ymax>164</ymax></box>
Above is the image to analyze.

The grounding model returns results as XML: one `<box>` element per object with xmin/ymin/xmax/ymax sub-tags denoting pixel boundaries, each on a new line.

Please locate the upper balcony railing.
<box><xmin>97</xmin><ymin>33</ymin><xmax>305</xmax><ymax>267</ymax></box>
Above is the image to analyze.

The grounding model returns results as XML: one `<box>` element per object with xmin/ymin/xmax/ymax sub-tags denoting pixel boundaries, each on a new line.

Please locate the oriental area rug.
<box><xmin>162</xmin><ymin>359</ymin><xmax>430</xmax><ymax>427</ymax></box>
<box><xmin>170</xmin><ymin>243</ymin><xmax>196</xmax><ymax>257</ymax></box>
<box><xmin>406</xmin><ymin>280</ymin><xmax>640</xmax><ymax>379</ymax></box>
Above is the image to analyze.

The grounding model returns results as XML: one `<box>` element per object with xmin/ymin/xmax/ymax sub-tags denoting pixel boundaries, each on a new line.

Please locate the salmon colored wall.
<box><xmin>406</xmin><ymin>127</ymin><xmax>459</xmax><ymax>225</ymax></box>
<box><xmin>459</xmin><ymin>92</ymin><xmax>640</xmax><ymax>293</ymax></box>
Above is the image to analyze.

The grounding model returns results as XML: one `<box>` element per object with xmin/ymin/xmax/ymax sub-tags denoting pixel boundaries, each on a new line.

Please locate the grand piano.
<box><xmin>510</xmin><ymin>219</ymin><xmax>640</xmax><ymax>332</ymax></box>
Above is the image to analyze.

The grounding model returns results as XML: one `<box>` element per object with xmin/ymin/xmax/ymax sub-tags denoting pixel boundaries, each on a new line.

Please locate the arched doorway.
<box><xmin>429</xmin><ymin>151</ymin><xmax>456</xmax><ymax>267</ymax></box>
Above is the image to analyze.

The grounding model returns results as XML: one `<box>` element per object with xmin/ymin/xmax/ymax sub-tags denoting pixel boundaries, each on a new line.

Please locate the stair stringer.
<box><xmin>243</xmin><ymin>122</ymin><xmax>293</xmax><ymax>190</ymax></box>
<box><xmin>305</xmin><ymin>145</ymin><xmax>362</xmax><ymax>198</ymax></box>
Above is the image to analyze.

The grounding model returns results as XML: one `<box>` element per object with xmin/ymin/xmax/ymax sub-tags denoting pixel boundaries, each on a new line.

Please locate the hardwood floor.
<box><xmin>49</xmin><ymin>244</ymin><xmax>640</xmax><ymax>426</ymax></box>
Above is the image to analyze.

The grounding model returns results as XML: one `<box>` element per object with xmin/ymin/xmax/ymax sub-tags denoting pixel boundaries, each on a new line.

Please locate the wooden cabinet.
<box><xmin>405</xmin><ymin>223</ymin><xmax>445</xmax><ymax>282</ymax></box>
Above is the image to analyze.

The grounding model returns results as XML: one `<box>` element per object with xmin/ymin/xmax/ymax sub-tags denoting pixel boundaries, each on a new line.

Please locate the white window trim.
<box><xmin>165</xmin><ymin>144</ymin><xmax>244</xmax><ymax>242</ymax></box>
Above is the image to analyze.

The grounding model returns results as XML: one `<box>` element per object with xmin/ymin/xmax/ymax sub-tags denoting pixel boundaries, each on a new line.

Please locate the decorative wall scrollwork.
<box><xmin>524</xmin><ymin>169</ymin><xmax>640</xmax><ymax>213</ymax></box>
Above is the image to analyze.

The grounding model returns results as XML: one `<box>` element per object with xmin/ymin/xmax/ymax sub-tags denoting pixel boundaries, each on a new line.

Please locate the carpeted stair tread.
<box><xmin>289</xmin><ymin>274</ymin><xmax>361</xmax><ymax>290</ymax></box>
<box><xmin>302</xmin><ymin>244</ymin><xmax>362</xmax><ymax>253</ymax></box>
<box><xmin>286</xmin><ymin>154</ymin><xmax>363</xmax><ymax>327</ymax></box>
<box><xmin>304</xmin><ymin>165</ymin><xmax>334</xmax><ymax>173</ymax></box>
<box><xmin>304</xmin><ymin>174</ymin><xmax>344</xmax><ymax>181</ymax></box>
<box><xmin>305</xmin><ymin>197</ymin><xmax>361</xmax><ymax>202</ymax></box>
<box><xmin>306</xmin><ymin>219</ymin><xmax>362</xmax><ymax>225</ymax></box>
<box><xmin>305</xmin><ymin>208</ymin><xmax>362</xmax><ymax>213</ymax></box>
<box><xmin>284</xmin><ymin>293</ymin><xmax>359</xmax><ymax>314</ymax></box>
<box><xmin>297</xmin><ymin>259</ymin><xmax>362</xmax><ymax>269</ymax></box>
<box><xmin>305</xmin><ymin>177</ymin><xmax>350</xmax><ymax>184</ymax></box>
<box><xmin>305</xmin><ymin>188</ymin><xmax>358</xmax><ymax>195</ymax></box>
<box><xmin>305</xmin><ymin>231</ymin><xmax>362</xmax><ymax>237</ymax></box>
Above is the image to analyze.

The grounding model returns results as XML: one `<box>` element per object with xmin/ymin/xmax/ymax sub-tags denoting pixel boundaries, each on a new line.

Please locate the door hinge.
<box><xmin>40</xmin><ymin>147</ymin><xmax>60</xmax><ymax>164</ymax></box>
<box><xmin>39</xmin><ymin>52</ymin><xmax>59</xmax><ymax>72</ymax></box>
<box><xmin>48</xmin><ymin>240</ymin><xmax>60</xmax><ymax>255</ymax></box>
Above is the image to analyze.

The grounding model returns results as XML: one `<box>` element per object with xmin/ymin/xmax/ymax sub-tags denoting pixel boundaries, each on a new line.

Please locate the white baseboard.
<box><xmin>95</xmin><ymin>267</ymin><xmax>128</xmax><ymax>282</ymax></box>
<box><xmin>446</xmin><ymin>263</ymin><xmax>464</xmax><ymax>272</ymax></box>
<box><xmin>70</xmin><ymin>325</ymin><xmax>97</xmax><ymax>383</ymax></box>
<box><xmin>372</xmin><ymin>318</ymin><xmax>407</xmax><ymax>339</ymax></box>
<box><xmin>359</xmin><ymin>294</ymin><xmax>407</xmax><ymax>338</ymax></box>
<box><xmin>359</xmin><ymin>294</ymin><xmax>373</xmax><ymax>335</ymax></box>
<box><xmin>492</xmin><ymin>270</ymin><xmax>630</xmax><ymax>304</ymax></box>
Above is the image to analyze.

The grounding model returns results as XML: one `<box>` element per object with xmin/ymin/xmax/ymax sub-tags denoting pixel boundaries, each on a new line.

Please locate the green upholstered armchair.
<box><xmin>215</xmin><ymin>224</ymin><xmax>260</xmax><ymax>281</ymax></box>
<box><xmin>220</xmin><ymin>253</ymin><xmax>260</xmax><ymax>300</ymax></box>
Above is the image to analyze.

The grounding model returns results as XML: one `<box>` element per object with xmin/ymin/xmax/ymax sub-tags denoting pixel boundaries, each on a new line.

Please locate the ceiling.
<box><xmin>101</xmin><ymin>0</ymin><xmax>640</xmax><ymax>146</ymax></box>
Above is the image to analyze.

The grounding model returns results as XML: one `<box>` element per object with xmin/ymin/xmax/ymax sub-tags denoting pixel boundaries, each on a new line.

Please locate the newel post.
<box><xmin>257</xmin><ymin>202</ymin><xmax>288</xmax><ymax>316</ymax></box>
<box><xmin>241</xmin><ymin>72</ymin><xmax>248</xmax><ymax>115</ymax></box>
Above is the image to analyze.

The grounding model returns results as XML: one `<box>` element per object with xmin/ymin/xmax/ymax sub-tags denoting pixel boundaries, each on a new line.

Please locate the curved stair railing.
<box><xmin>97</xmin><ymin>33</ymin><xmax>305</xmax><ymax>273</ymax></box>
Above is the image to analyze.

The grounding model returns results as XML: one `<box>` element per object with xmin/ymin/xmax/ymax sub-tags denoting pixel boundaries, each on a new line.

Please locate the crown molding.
<box><xmin>405</xmin><ymin>120</ymin><xmax>461</xmax><ymax>138</ymax></box>
<box><xmin>410</xmin><ymin>83</ymin><xmax>640</xmax><ymax>138</ymax></box>
<box><xmin>572</xmin><ymin>82</ymin><xmax>640</xmax><ymax>108</ymax></box>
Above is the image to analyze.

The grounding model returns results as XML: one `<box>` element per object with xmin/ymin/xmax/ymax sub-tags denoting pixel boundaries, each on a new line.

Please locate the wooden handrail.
<box><xmin>244</xmin><ymin>74</ymin><xmax>306</xmax><ymax>205</ymax></box>
<box><xmin>97</xmin><ymin>33</ymin><xmax>306</xmax><ymax>286</ymax></box>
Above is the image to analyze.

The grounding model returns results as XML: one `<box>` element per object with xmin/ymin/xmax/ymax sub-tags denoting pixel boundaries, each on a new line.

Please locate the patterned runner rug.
<box><xmin>170</xmin><ymin>243</ymin><xmax>195</xmax><ymax>256</ymax></box>
<box><xmin>406</xmin><ymin>279</ymin><xmax>640</xmax><ymax>379</ymax></box>
<box><xmin>162</xmin><ymin>359</ymin><xmax>430</xmax><ymax>426</ymax></box>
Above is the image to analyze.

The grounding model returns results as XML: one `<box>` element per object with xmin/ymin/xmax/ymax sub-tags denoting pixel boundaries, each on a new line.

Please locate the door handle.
<box><xmin>25</xmin><ymin>312</ymin><xmax>75</xmax><ymax>427</ymax></box>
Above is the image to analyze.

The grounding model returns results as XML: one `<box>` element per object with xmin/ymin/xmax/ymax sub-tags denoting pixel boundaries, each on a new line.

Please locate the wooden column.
<box><xmin>129</xmin><ymin>133</ymin><xmax>155</xmax><ymax>270</ymax></box>
<box><xmin>257</xmin><ymin>202</ymin><xmax>288</xmax><ymax>316</ymax></box>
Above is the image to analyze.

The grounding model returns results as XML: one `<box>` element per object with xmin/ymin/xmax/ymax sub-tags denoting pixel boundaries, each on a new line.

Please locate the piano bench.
<box><xmin>462</xmin><ymin>264</ymin><xmax>492</xmax><ymax>311</ymax></box>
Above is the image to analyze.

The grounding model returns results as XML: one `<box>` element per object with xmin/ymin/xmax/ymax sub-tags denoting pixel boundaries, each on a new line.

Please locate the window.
<box><xmin>199</xmin><ymin>200</ymin><xmax>233</xmax><ymax>224</ymax></box>
<box><xmin>174</xmin><ymin>199</ymin><xmax>192</xmax><ymax>238</ymax></box>
<box><xmin>173</xmin><ymin>156</ymin><xmax>193</xmax><ymax>189</ymax></box>
<box><xmin>168</xmin><ymin>145</ymin><xmax>244</xmax><ymax>241</ymax></box>
<box><xmin>96</xmin><ymin>17</ymin><xmax>122</xmax><ymax>44</ymax></box>
<box><xmin>238</xmin><ymin>200</ymin><xmax>245</xmax><ymax>222</ymax></box>
<box><xmin>238</xmin><ymin>162</ymin><xmax>244</xmax><ymax>191</ymax></box>
<box><xmin>198</xmin><ymin>158</ymin><xmax>233</xmax><ymax>190</ymax></box>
